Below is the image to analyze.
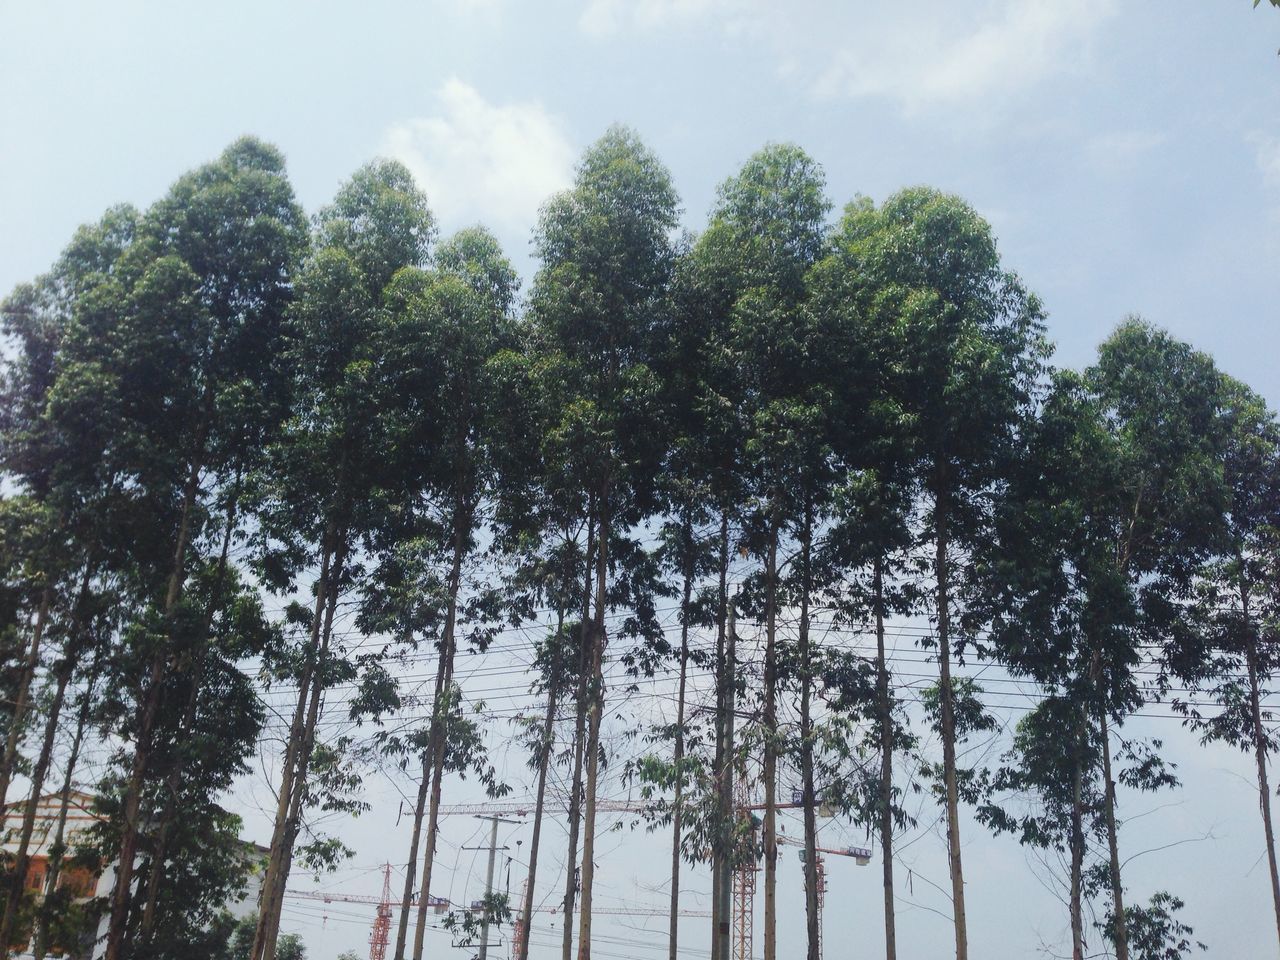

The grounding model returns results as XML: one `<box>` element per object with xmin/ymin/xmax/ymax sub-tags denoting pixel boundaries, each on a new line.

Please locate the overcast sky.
<box><xmin>4</xmin><ymin>2</ymin><xmax>1280</xmax><ymax>959</ymax></box>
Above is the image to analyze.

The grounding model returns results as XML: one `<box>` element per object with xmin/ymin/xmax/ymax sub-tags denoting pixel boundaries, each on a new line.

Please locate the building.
<box><xmin>2</xmin><ymin>791</ymin><xmax>265</xmax><ymax>960</ymax></box>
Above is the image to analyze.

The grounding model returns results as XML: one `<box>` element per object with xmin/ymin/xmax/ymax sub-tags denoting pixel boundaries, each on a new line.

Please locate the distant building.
<box><xmin>2</xmin><ymin>791</ymin><xmax>265</xmax><ymax>960</ymax></box>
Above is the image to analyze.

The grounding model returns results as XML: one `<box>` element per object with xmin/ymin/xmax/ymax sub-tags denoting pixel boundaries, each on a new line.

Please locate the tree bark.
<box><xmin>561</xmin><ymin>513</ymin><xmax>596</xmax><ymax>960</ymax></box>
<box><xmin>762</xmin><ymin>513</ymin><xmax>779</xmax><ymax>960</ymax></box>
<box><xmin>0</xmin><ymin>642</ymin><xmax>74</xmax><ymax>952</ymax></box>
<box><xmin>712</xmin><ymin>513</ymin><xmax>732</xmax><ymax>960</ymax></box>
<box><xmin>104</xmin><ymin>443</ymin><xmax>205</xmax><ymax>960</ymax></box>
<box><xmin>32</xmin><ymin>663</ymin><xmax>98</xmax><ymax>960</ymax></box>
<box><xmin>799</xmin><ymin>505</ymin><xmax>820</xmax><ymax>960</ymax></box>
<box><xmin>0</xmin><ymin>582</ymin><xmax>52</xmax><ymax>811</ymax></box>
<box><xmin>934</xmin><ymin>485</ymin><xmax>968</xmax><ymax>960</ymax></box>
<box><xmin>576</xmin><ymin>492</ymin><xmax>610</xmax><ymax>960</ymax></box>
<box><xmin>1239</xmin><ymin>560</ymin><xmax>1280</xmax><ymax>954</ymax></box>
<box><xmin>668</xmin><ymin>526</ymin><xmax>693</xmax><ymax>960</ymax></box>
<box><xmin>517</xmin><ymin>615</ymin><xmax>562</xmax><ymax>960</ymax></box>
<box><xmin>1096</xmin><ymin>681</ymin><xmax>1127</xmax><ymax>960</ymax></box>
<box><xmin>874</xmin><ymin>557</ymin><xmax>897</xmax><ymax>960</ymax></box>
<box><xmin>409</xmin><ymin>507</ymin><xmax>471</xmax><ymax>960</ymax></box>
<box><xmin>1069</xmin><ymin>718</ymin><xmax>1085</xmax><ymax>960</ymax></box>
<box><xmin>139</xmin><ymin>476</ymin><xmax>243</xmax><ymax>939</ymax></box>
<box><xmin>249</xmin><ymin>526</ymin><xmax>336</xmax><ymax>960</ymax></box>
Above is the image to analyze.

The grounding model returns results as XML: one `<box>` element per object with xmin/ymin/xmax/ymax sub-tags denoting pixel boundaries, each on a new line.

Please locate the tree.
<box><xmin>846</xmin><ymin>187</ymin><xmax>1046</xmax><ymax>960</ymax></box>
<box><xmin>527</xmin><ymin>125</ymin><xmax>678</xmax><ymax>960</ymax></box>
<box><xmin>248</xmin><ymin>158</ymin><xmax>433</xmax><ymax>960</ymax></box>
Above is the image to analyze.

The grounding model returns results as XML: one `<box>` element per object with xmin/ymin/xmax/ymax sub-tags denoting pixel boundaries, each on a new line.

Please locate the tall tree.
<box><xmin>248</xmin><ymin>159</ymin><xmax>433</xmax><ymax>960</ymax></box>
<box><xmin>850</xmin><ymin>187</ymin><xmax>1045</xmax><ymax>960</ymax></box>
<box><xmin>527</xmin><ymin>125</ymin><xmax>678</xmax><ymax>960</ymax></box>
<box><xmin>699</xmin><ymin>143</ymin><xmax>830</xmax><ymax>960</ymax></box>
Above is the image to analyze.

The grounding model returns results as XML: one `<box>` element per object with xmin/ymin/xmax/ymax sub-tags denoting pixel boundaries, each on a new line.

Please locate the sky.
<box><xmin>3</xmin><ymin>1</ymin><xmax>1280</xmax><ymax>958</ymax></box>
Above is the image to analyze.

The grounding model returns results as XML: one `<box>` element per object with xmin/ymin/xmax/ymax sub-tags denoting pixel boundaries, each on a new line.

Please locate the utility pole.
<box><xmin>464</xmin><ymin>815</ymin><xmax>517</xmax><ymax>960</ymax></box>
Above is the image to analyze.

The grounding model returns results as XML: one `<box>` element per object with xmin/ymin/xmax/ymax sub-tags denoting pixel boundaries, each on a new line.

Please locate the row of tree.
<box><xmin>2</xmin><ymin>128</ymin><xmax>1278</xmax><ymax>960</ymax></box>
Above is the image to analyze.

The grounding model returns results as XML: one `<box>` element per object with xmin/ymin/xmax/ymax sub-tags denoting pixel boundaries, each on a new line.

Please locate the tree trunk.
<box><xmin>576</xmin><ymin>493</ymin><xmax>610</xmax><ymax>960</ymax></box>
<box><xmin>0</xmin><ymin>581</ymin><xmax>52</xmax><ymax>811</ymax></box>
<box><xmin>1096</xmin><ymin>686</ymin><xmax>1127</xmax><ymax>960</ymax></box>
<box><xmin>561</xmin><ymin>514</ymin><xmax>596</xmax><ymax>960</ymax></box>
<box><xmin>874</xmin><ymin>557</ymin><xmax>897</xmax><ymax>960</ymax></box>
<box><xmin>0</xmin><ymin>644</ymin><xmax>74</xmax><ymax>951</ymax></box>
<box><xmin>934</xmin><ymin>486</ymin><xmax>968</xmax><ymax>960</ymax></box>
<box><xmin>393</xmin><ymin>748</ymin><xmax>432</xmax><ymax>960</ymax></box>
<box><xmin>248</xmin><ymin>528</ymin><xmax>336</xmax><ymax>960</ymax></box>
<box><xmin>668</xmin><ymin>529</ymin><xmax>693</xmax><ymax>960</ymax></box>
<box><xmin>32</xmin><ymin>663</ymin><xmax>98</xmax><ymax>960</ymax></box>
<box><xmin>1070</xmin><ymin>718</ymin><xmax>1085</xmax><ymax>960</ymax></box>
<box><xmin>140</xmin><ymin>477</ymin><xmax>243</xmax><ymax>939</ymax></box>
<box><xmin>1240</xmin><ymin>562</ymin><xmax>1280</xmax><ymax>954</ymax></box>
<box><xmin>712</xmin><ymin>512</ymin><xmax>732</xmax><ymax>960</ymax></box>
<box><xmin>104</xmin><ymin>444</ymin><xmax>205</xmax><ymax>960</ymax></box>
<box><xmin>799</xmin><ymin>505</ymin><xmax>819</xmax><ymax>960</ymax></box>
<box><xmin>409</xmin><ymin>514</ymin><xmax>469</xmax><ymax>960</ymax></box>
<box><xmin>0</xmin><ymin>562</ymin><xmax>93</xmax><ymax>950</ymax></box>
<box><xmin>517</xmin><ymin>617</ymin><xmax>562</xmax><ymax>960</ymax></box>
<box><xmin>762</xmin><ymin>513</ymin><xmax>779</xmax><ymax>960</ymax></box>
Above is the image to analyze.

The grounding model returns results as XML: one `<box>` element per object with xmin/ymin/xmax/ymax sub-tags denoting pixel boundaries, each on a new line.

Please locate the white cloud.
<box><xmin>810</xmin><ymin>0</ymin><xmax>1117</xmax><ymax>110</ymax></box>
<box><xmin>578</xmin><ymin>0</ymin><xmax>735</xmax><ymax>36</ymax></box>
<box><xmin>1251</xmin><ymin>132</ymin><xmax>1280</xmax><ymax>190</ymax></box>
<box><xmin>578</xmin><ymin>0</ymin><xmax>1117</xmax><ymax>113</ymax></box>
<box><xmin>381</xmin><ymin>78</ymin><xmax>575</xmax><ymax>242</ymax></box>
<box><xmin>1084</xmin><ymin>129</ymin><xmax>1167</xmax><ymax>174</ymax></box>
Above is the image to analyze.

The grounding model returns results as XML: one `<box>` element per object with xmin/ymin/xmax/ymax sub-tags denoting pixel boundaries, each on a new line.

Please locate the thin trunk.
<box><xmin>799</xmin><ymin>505</ymin><xmax>819</xmax><ymax>960</ymax></box>
<box><xmin>248</xmin><ymin>527</ymin><xmax>336</xmax><ymax>960</ymax></box>
<box><xmin>1098</xmin><ymin>702</ymin><xmax>1127</xmax><ymax>960</ymax></box>
<box><xmin>934</xmin><ymin>486</ymin><xmax>968</xmax><ymax>960</ymax></box>
<box><xmin>0</xmin><ymin>565</ymin><xmax>93</xmax><ymax>951</ymax></box>
<box><xmin>104</xmin><ymin>443</ymin><xmax>205</xmax><ymax>960</ymax></box>
<box><xmin>0</xmin><ymin>649</ymin><xmax>73</xmax><ymax>952</ymax></box>
<box><xmin>712</xmin><ymin>512</ymin><xmax>732</xmax><ymax>960</ymax></box>
<box><xmin>762</xmin><ymin>513</ymin><xmax>779</xmax><ymax>960</ymax></box>
<box><xmin>261</xmin><ymin>570</ymin><xmax>342</xmax><ymax>960</ymax></box>
<box><xmin>393</xmin><ymin>751</ymin><xmax>431</xmax><ymax>960</ymax></box>
<box><xmin>140</xmin><ymin>475</ymin><xmax>243</xmax><ymax>939</ymax></box>
<box><xmin>874</xmin><ymin>557</ymin><xmax>897</xmax><ymax>960</ymax></box>
<box><xmin>0</xmin><ymin>582</ymin><xmax>52</xmax><ymax>811</ymax></box>
<box><xmin>517</xmin><ymin>610</ymin><xmax>563</xmax><ymax>960</ymax></box>
<box><xmin>1239</xmin><ymin>560</ymin><xmax>1280</xmax><ymax>954</ymax></box>
<box><xmin>32</xmin><ymin>664</ymin><xmax>98</xmax><ymax>960</ymax></box>
<box><xmin>576</xmin><ymin>494</ymin><xmax>609</xmax><ymax>960</ymax></box>
<box><xmin>1069</xmin><ymin>718</ymin><xmax>1085</xmax><ymax>960</ymax></box>
<box><xmin>668</xmin><ymin>527</ymin><xmax>694</xmax><ymax>960</ymax></box>
<box><xmin>410</xmin><ymin>504</ymin><xmax>472</xmax><ymax>960</ymax></box>
<box><xmin>561</xmin><ymin>513</ymin><xmax>596</xmax><ymax>960</ymax></box>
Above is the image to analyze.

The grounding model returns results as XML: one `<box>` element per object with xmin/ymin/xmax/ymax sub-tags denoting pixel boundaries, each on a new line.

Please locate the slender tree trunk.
<box><xmin>1070</xmin><ymin>718</ymin><xmax>1085</xmax><ymax>960</ymax></box>
<box><xmin>668</xmin><ymin>529</ymin><xmax>694</xmax><ymax>960</ymax></box>
<box><xmin>561</xmin><ymin>513</ymin><xmax>596</xmax><ymax>960</ymax></box>
<box><xmin>0</xmin><ymin>562</ymin><xmax>93</xmax><ymax>949</ymax></box>
<box><xmin>1240</xmin><ymin>563</ymin><xmax>1280</xmax><ymax>954</ymax></box>
<box><xmin>249</xmin><ymin>527</ymin><xmax>336</xmax><ymax>960</ymax></box>
<box><xmin>934</xmin><ymin>485</ymin><xmax>968</xmax><ymax>960</ymax></box>
<box><xmin>718</xmin><ymin>592</ymin><xmax>738</xmax><ymax>960</ymax></box>
<box><xmin>409</xmin><ymin>510</ymin><xmax>470</xmax><ymax>960</ymax></box>
<box><xmin>799</xmin><ymin>505</ymin><xmax>819</xmax><ymax>960</ymax></box>
<box><xmin>393</xmin><ymin>750</ymin><xmax>431</xmax><ymax>960</ymax></box>
<box><xmin>32</xmin><ymin>663</ymin><xmax>97</xmax><ymax>960</ymax></box>
<box><xmin>0</xmin><ymin>582</ymin><xmax>52</xmax><ymax>811</ymax></box>
<box><xmin>1095</xmin><ymin>669</ymin><xmax>1127</xmax><ymax>960</ymax></box>
<box><xmin>576</xmin><ymin>492</ymin><xmax>610</xmax><ymax>960</ymax></box>
<box><xmin>104</xmin><ymin>443</ymin><xmax>205</xmax><ymax>960</ymax></box>
<box><xmin>762</xmin><ymin>512</ymin><xmax>779</xmax><ymax>960</ymax></box>
<box><xmin>711</xmin><ymin>512</ymin><xmax>732</xmax><ymax>960</ymax></box>
<box><xmin>517</xmin><ymin>612</ymin><xmax>563</xmax><ymax>960</ymax></box>
<box><xmin>874</xmin><ymin>556</ymin><xmax>897</xmax><ymax>960</ymax></box>
<box><xmin>260</xmin><ymin>571</ymin><xmax>342</xmax><ymax>960</ymax></box>
<box><xmin>140</xmin><ymin>476</ymin><xmax>243</xmax><ymax>939</ymax></box>
<box><xmin>0</xmin><ymin>645</ymin><xmax>74</xmax><ymax>951</ymax></box>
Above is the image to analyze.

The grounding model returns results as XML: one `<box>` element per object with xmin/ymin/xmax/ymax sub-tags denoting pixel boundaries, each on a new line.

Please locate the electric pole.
<box><xmin>464</xmin><ymin>815</ymin><xmax>518</xmax><ymax>960</ymax></box>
